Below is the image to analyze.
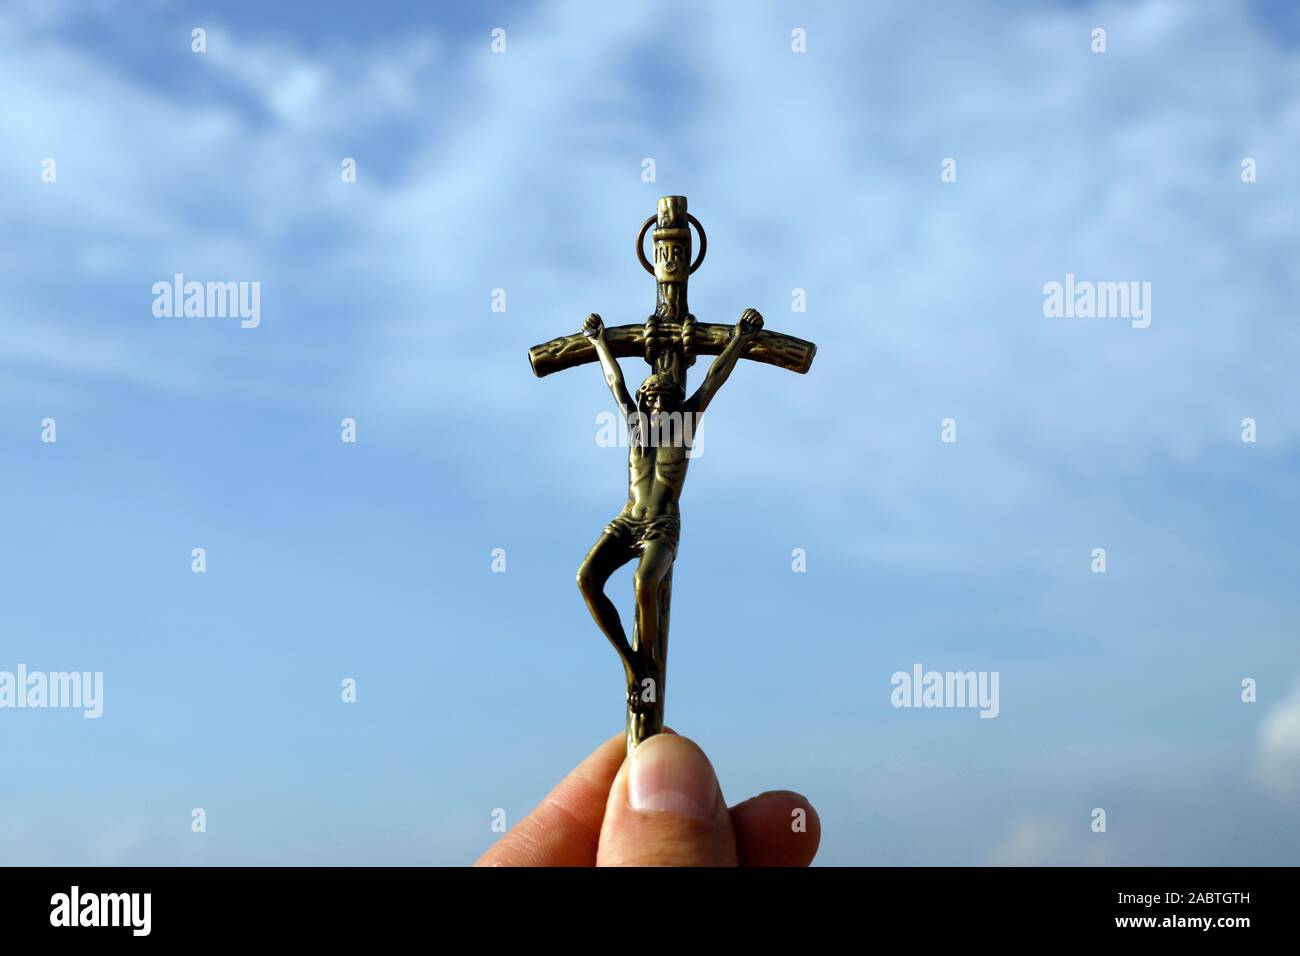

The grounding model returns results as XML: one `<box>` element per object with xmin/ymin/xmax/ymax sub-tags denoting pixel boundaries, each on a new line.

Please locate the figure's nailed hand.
<box><xmin>582</xmin><ymin>313</ymin><xmax>605</xmax><ymax>339</ymax></box>
<box><xmin>474</xmin><ymin>732</ymin><xmax>820</xmax><ymax>867</ymax></box>
<box><xmin>737</xmin><ymin>308</ymin><xmax>764</xmax><ymax>338</ymax></box>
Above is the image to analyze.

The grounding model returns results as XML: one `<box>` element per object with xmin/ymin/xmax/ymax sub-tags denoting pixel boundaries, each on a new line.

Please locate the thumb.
<box><xmin>596</xmin><ymin>733</ymin><xmax>737</xmax><ymax>866</ymax></box>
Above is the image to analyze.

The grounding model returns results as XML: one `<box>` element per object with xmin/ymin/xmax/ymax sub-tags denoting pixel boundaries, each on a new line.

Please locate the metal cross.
<box><xmin>527</xmin><ymin>195</ymin><xmax>817</xmax><ymax>752</ymax></box>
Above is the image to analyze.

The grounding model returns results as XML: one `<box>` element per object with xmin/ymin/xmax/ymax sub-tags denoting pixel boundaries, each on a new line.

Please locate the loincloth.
<box><xmin>604</xmin><ymin>512</ymin><xmax>680</xmax><ymax>555</ymax></box>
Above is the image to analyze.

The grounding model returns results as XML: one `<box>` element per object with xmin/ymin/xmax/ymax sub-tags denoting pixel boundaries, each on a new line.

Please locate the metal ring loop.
<box><xmin>636</xmin><ymin>213</ymin><xmax>707</xmax><ymax>276</ymax></box>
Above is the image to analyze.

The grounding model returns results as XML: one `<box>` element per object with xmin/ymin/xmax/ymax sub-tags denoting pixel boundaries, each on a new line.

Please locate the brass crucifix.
<box><xmin>528</xmin><ymin>196</ymin><xmax>816</xmax><ymax>753</ymax></box>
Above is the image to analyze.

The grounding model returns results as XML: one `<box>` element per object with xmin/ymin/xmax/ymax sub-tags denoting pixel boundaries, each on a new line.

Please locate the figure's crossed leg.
<box><xmin>577</xmin><ymin>530</ymin><xmax>676</xmax><ymax>713</ymax></box>
<box><xmin>576</xmin><ymin>532</ymin><xmax>639</xmax><ymax>685</ymax></box>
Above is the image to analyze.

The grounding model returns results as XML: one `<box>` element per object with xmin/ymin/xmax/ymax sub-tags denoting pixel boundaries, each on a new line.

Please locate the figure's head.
<box><xmin>637</xmin><ymin>372</ymin><xmax>684</xmax><ymax>413</ymax></box>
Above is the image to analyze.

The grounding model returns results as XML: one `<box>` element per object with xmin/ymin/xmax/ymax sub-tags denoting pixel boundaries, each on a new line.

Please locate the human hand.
<box><xmin>582</xmin><ymin>313</ymin><xmax>605</xmax><ymax>339</ymax></box>
<box><xmin>474</xmin><ymin>731</ymin><xmax>820</xmax><ymax>866</ymax></box>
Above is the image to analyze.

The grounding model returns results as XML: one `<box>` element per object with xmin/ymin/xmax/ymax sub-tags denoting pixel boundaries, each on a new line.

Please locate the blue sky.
<box><xmin>2</xmin><ymin>0</ymin><xmax>1298</xmax><ymax>865</ymax></box>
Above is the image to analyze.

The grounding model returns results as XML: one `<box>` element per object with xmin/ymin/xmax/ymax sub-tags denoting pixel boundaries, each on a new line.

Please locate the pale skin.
<box><xmin>575</xmin><ymin>309</ymin><xmax>764</xmax><ymax>700</ymax></box>
<box><xmin>474</xmin><ymin>731</ymin><xmax>821</xmax><ymax>867</ymax></box>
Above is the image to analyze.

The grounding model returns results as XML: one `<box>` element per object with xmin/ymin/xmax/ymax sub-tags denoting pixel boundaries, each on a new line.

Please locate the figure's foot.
<box><xmin>627</xmin><ymin>679</ymin><xmax>652</xmax><ymax>714</ymax></box>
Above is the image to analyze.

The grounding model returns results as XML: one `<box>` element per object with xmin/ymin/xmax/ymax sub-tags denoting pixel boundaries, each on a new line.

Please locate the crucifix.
<box><xmin>527</xmin><ymin>195</ymin><xmax>817</xmax><ymax>753</ymax></box>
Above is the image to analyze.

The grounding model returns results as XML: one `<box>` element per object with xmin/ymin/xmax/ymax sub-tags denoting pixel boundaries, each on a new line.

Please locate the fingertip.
<box><xmin>730</xmin><ymin>790</ymin><xmax>821</xmax><ymax>867</ymax></box>
<box><xmin>597</xmin><ymin>734</ymin><xmax>737</xmax><ymax>867</ymax></box>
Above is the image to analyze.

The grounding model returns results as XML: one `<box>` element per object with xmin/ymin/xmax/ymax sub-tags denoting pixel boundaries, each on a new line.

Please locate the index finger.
<box><xmin>474</xmin><ymin>733</ymin><xmax>627</xmax><ymax>867</ymax></box>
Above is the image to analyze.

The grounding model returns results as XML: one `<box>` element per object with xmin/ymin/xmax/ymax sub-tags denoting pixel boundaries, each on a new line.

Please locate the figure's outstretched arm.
<box><xmin>583</xmin><ymin>313</ymin><xmax>636</xmax><ymax>417</ymax></box>
<box><xmin>686</xmin><ymin>308</ymin><xmax>763</xmax><ymax>415</ymax></box>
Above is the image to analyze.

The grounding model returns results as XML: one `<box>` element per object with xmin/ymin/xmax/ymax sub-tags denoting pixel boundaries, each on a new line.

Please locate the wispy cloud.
<box><xmin>1256</xmin><ymin>679</ymin><xmax>1300</xmax><ymax>796</ymax></box>
<box><xmin>2</xmin><ymin>0</ymin><xmax>1297</xmax><ymax>865</ymax></box>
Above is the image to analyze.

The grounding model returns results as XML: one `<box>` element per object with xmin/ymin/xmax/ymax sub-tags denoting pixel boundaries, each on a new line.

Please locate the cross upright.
<box><xmin>528</xmin><ymin>195</ymin><xmax>817</xmax><ymax>752</ymax></box>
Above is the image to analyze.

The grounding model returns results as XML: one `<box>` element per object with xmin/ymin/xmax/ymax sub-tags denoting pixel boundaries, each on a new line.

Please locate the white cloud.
<box><xmin>1255</xmin><ymin>680</ymin><xmax>1300</xmax><ymax>796</ymax></box>
<box><xmin>988</xmin><ymin>816</ymin><xmax>1070</xmax><ymax>865</ymax></box>
<box><xmin>0</xmin><ymin>9</ymin><xmax>445</xmax><ymax>403</ymax></box>
<box><xmin>988</xmin><ymin>814</ymin><xmax>1113</xmax><ymax>866</ymax></box>
<box><xmin>2</xmin><ymin>0</ymin><xmax>1298</xmax><ymax>576</ymax></box>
